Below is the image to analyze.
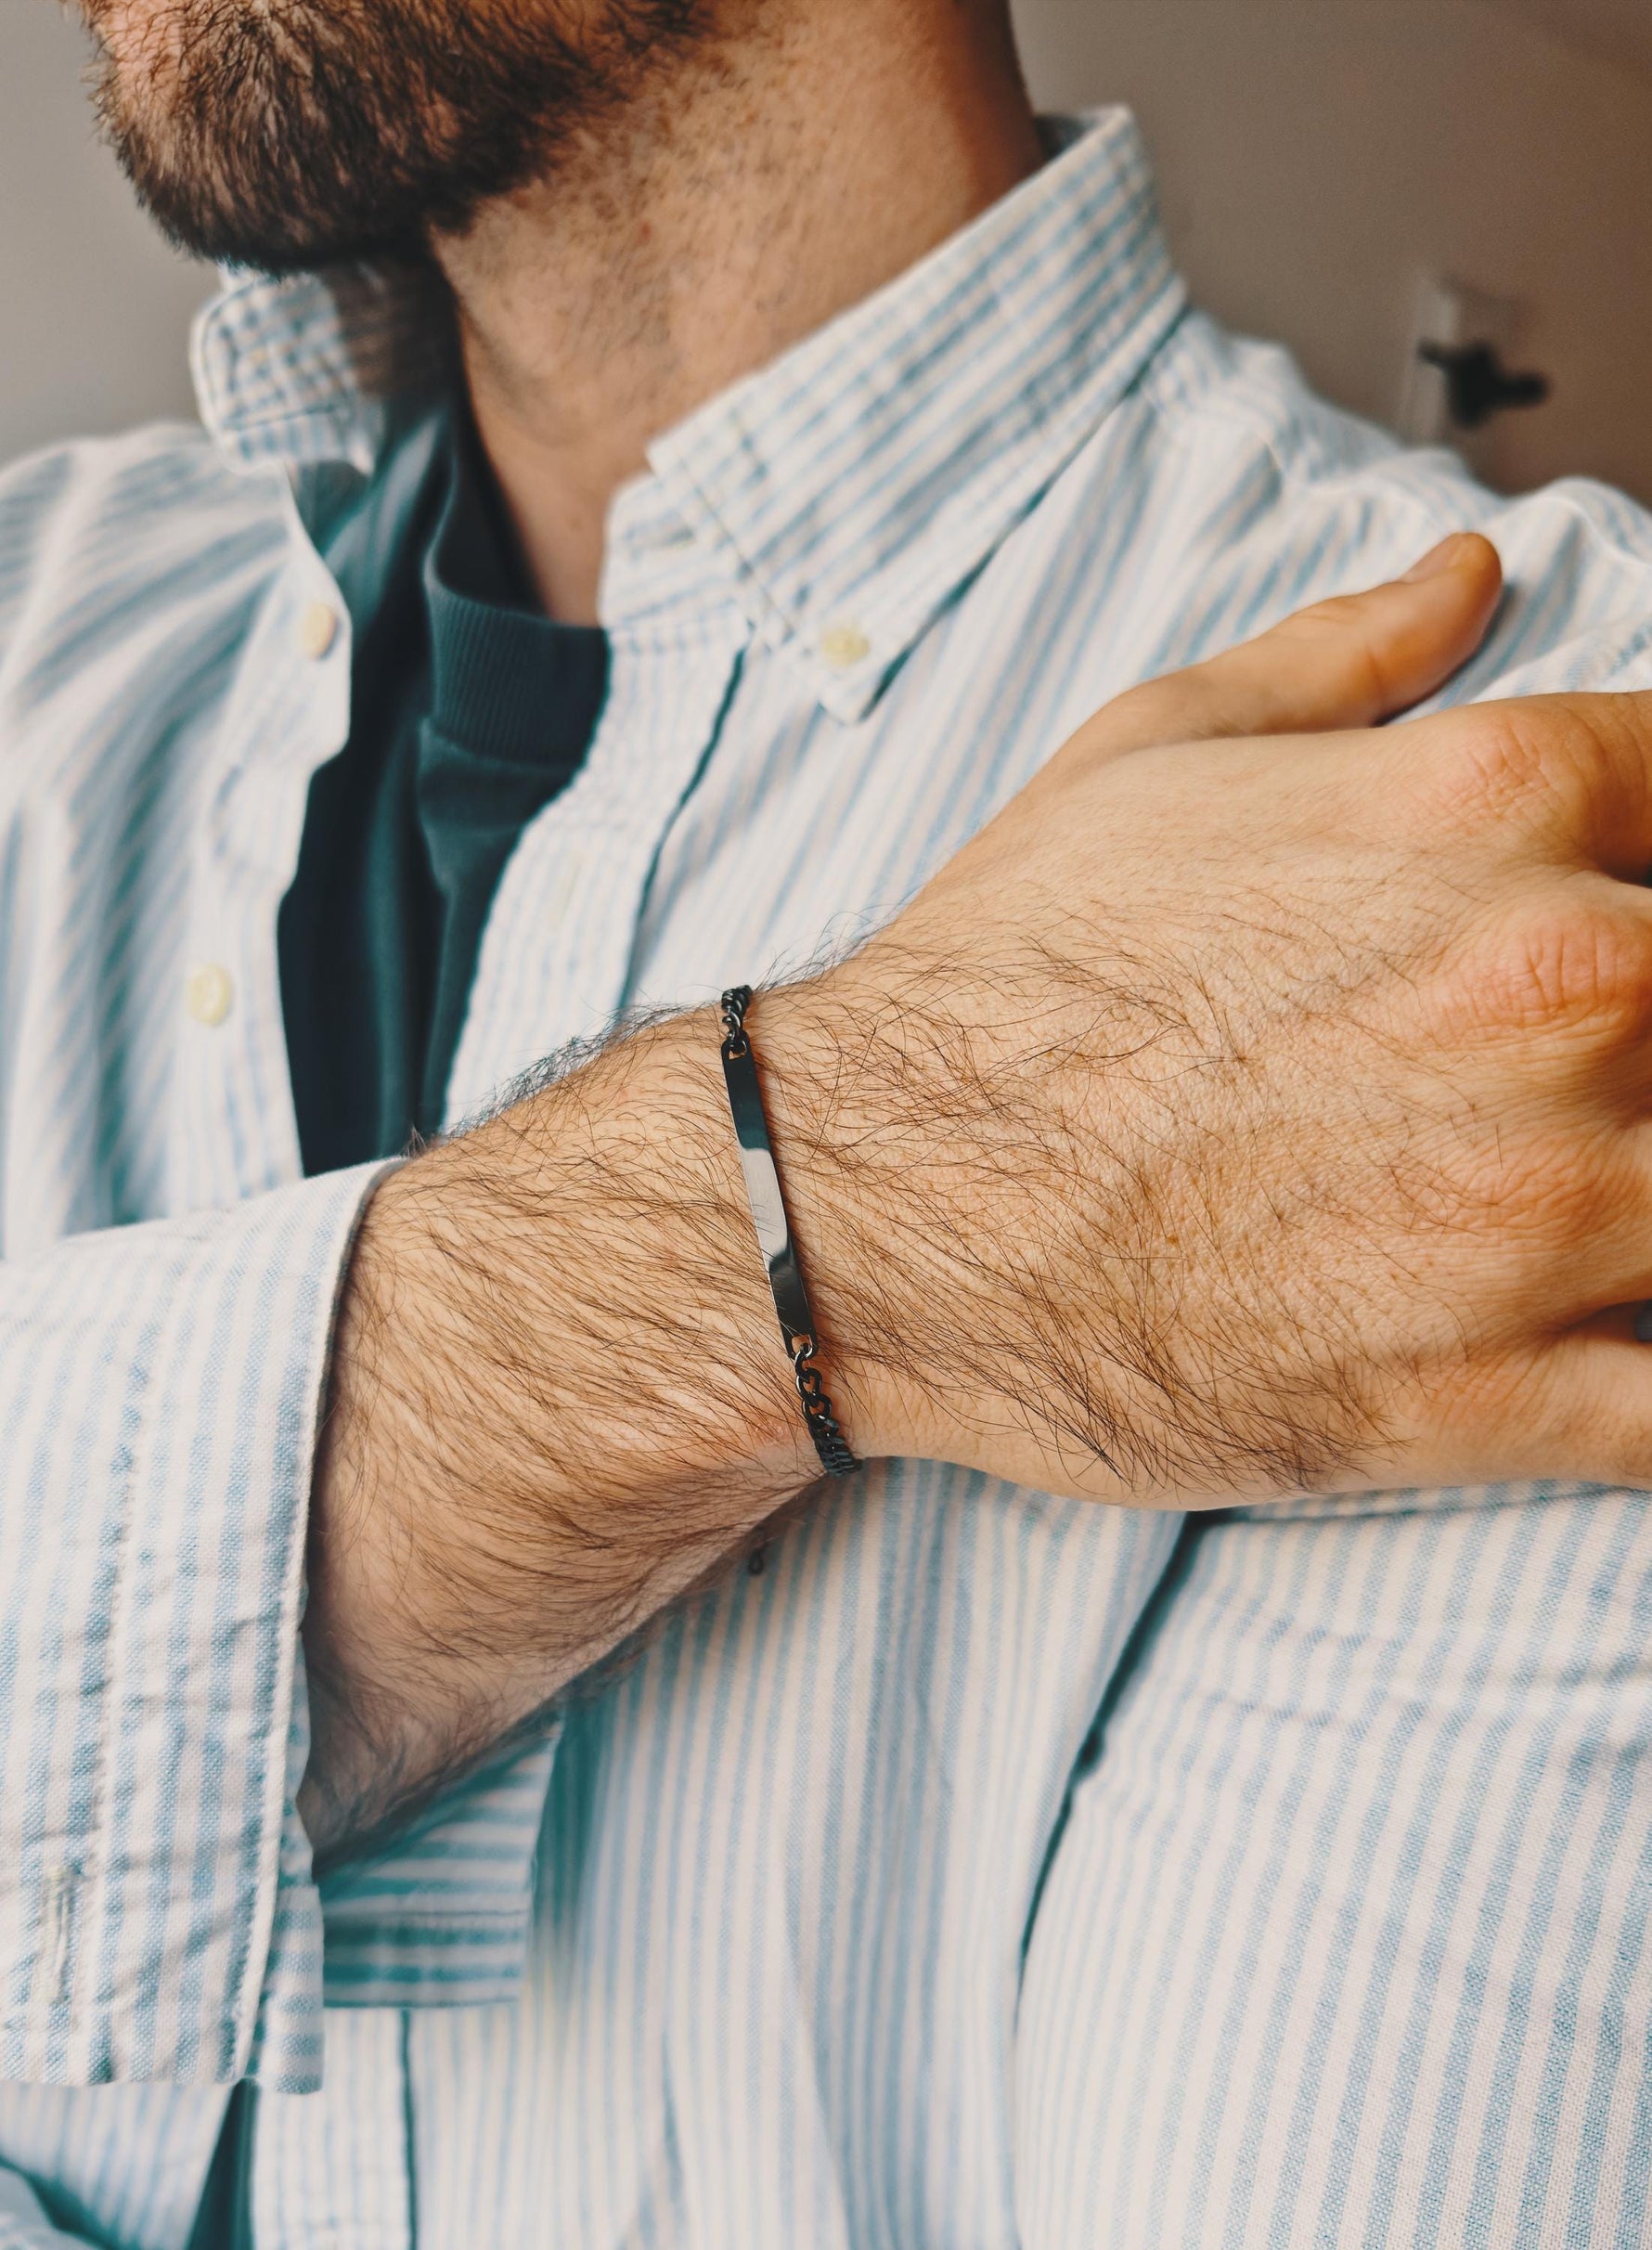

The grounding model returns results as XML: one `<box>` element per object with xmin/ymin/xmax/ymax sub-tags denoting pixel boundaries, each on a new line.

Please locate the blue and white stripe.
<box><xmin>4</xmin><ymin>105</ymin><xmax>1652</xmax><ymax>2246</ymax></box>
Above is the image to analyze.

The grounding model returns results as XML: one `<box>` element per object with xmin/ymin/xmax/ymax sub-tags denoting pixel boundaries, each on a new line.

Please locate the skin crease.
<box><xmin>70</xmin><ymin>0</ymin><xmax>1652</xmax><ymax>1861</ymax></box>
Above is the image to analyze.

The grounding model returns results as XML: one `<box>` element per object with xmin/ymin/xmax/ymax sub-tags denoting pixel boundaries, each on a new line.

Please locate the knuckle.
<box><xmin>1425</xmin><ymin>699</ymin><xmax>1607</xmax><ymax>833</ymax></box>
<box><xmin>1454</xmin><ymin>1347</ymin><xmax>1596</xmax><ymax>1470</ymax></box>
<box><xmin>1439</xmin><ymin>1129</ymin><xmax>1612</xmax><ymax>1294</ymax></box>
<box><xmin>1446</xmin><ymin>902</ymin><xmax>1652</xmax><ymax>1044</ymax></box>
<box><xmin>1287</xmin><ymin>591</ymin><xmax>1371</xmax><ymax>636</ymax></box>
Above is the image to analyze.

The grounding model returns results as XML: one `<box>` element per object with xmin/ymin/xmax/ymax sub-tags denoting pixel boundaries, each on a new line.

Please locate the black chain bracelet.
<box><xmin>719</xmin><ymin>986</ymin><xmax>860</xmax><ymax>1480</ymax></box>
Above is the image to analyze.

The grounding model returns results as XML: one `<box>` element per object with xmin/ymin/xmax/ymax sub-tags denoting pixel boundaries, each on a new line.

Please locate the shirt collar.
<box><xmin>192</xmin><ymin>108</ymin><xmax>1185</xmax><ymax>719</ymax></box>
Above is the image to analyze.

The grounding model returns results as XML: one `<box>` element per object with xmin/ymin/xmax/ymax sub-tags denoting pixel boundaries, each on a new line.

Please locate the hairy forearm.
<box><xmin>299</xmin><ymin>996</ymin><xmax>870</xmax><ymax>1857</ymax></box>
<box><xmin>296</xmin><ymin>959</ymin><xmax>1056</xmax><ymax>1859</ymax></box>
<box><xmin>296</xmin><ymin>547</ymin><xmax>1652</xmax><ymax>1865</ymax></box>
<box><xmin>295</xmin><ymin>931</ymin><xmax>1297</xmax><ymax>1860</ymax></box>
<box><xmin>293</xmin><ymin>904</ymin><xmax>1413</xmax><ymax>1861</ymax></box>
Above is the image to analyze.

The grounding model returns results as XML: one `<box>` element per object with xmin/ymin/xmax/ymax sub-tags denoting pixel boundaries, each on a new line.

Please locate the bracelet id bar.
<box><xmin>719</xmin><ymin>987</ymin><xmax>860</xmax><ymax>1479</ymax></box>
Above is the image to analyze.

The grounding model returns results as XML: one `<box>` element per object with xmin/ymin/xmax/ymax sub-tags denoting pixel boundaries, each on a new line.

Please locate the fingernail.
<box><xmin>1401</xmin><ymin>533</ymin><xmax>1470</xmax><ymax>583</ymax></box>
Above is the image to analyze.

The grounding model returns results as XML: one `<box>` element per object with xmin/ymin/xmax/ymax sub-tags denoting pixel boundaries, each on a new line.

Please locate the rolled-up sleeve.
<box><xmin>0</xmin><ymin>1163</ymin><xmax>382</xmax><ymax>2092</ymax></box>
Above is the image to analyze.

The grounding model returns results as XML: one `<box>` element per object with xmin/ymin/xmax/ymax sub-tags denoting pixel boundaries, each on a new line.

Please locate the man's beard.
<box><xmin>80</xmin><ymin>0</ymin><xmax>710</xmax><ymax>272</ymax></box>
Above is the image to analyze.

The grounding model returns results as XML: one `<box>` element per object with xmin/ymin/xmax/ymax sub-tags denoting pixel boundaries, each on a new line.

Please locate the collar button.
<box><xmin>298</xmin><ymin>601</ymin><xmax>340</xmax><ymax>661</ymax></box>
<box><xmin>819</xmin><ymin>621</ymin><xmax>871</xmax><ymax>671</ymax></box>
<box><xmin>186</xmin><ymin>963</ymin><xmax>235</xmax><ymax>1028</ymax></box>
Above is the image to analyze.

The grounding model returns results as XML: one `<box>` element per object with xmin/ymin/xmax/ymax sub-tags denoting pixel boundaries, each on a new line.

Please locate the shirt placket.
<box><xmin>169</xmin><ymin>500</ymin><xmax>354</xmax><ymax>1217</ymax></box>
<box><xmin>442</xmin><ymin>607</ymin><xmax>752</xmax><ymax>1118</ymax></box>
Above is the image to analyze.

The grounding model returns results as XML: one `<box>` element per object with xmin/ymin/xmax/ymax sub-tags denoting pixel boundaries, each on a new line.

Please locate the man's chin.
<box><xmin>71</xmin><ymin>0</ymin><xmax>716</xmax><ymax>276</ymax></box>
<box><xmin>85</xmin><ymin>37</ymin><xmax>428</xmax><ymax>270</ymax></box>
<box><xmin>72</xmin><ymin>0</ymin><xmax>458</xmax><ymax>270</ymax></box>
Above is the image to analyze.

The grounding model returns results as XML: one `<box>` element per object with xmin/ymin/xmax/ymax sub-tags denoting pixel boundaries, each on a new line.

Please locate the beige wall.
<box><xmin>5</xmin><ymin>0</ymin><xmax>1652</xmax><ymax>504</ymax></box>
<box><xmin>1013</xmin><ymin>0</ymin><xmax>1652</xmax><ymax>501</ymax></box>
<box><xmin>1</xmin><ymin>0</ymin><xmax>206</xmax><ymax>461</ymax></box>
<box><xmin>1491</xmin><ymin>0</ymin><xmax>1652</xmax><ymax>81</ymax></box>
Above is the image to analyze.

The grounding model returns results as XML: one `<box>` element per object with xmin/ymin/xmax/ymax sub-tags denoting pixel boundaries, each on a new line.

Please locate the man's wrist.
<box><xmin>746</xmin><ymin>950</ymin><xmax>1142</xmax><ymax>1506</ymax></box>
<box><xmin>743</xmin><ymin>972</ymin><xmax>963</xmax><ymax>1471</ymax></box>
<box><xmin>300</xmin><ymin>994</ymin><xmax>884</xmax><ymax>1856</ymax></box>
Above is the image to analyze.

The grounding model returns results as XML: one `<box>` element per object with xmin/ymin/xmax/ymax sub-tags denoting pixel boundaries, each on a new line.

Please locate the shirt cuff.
<box><xmin>315</xmin><ymin>1724</ymin><xmax>560</xmax><ymax>2011</ymax></box>
<box><xmin>0</xmin><ymin>1162</ymin><xmax>384</xmax><ymax>2088</ymax></box>
<box><xmin>247</xmin><ymin>1700</ymin><xmax>559</xmax><ymax>2097</ymax></box>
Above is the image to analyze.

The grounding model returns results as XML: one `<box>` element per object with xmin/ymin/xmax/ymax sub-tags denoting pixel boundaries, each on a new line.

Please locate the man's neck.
<box><xmin>434</xmin><ymin>1</ymin><xmax>1042</xmax><ymax>624</ymax></box>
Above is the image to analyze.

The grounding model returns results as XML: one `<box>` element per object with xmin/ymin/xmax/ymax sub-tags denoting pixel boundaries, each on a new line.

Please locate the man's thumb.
<box><xmin>1089</xmin><ymin>531</ymin><xmax>1504</xmax><ymax>758</ymax></box>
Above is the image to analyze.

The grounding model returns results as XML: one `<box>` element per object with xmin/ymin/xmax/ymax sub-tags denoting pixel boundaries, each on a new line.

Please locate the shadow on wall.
<box><xmin>1013</xmin><ymin>0</ymin><xmax>1652</xmax><ymax>505</ymax></box>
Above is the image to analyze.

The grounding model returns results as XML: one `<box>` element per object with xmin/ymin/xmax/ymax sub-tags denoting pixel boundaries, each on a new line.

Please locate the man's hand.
<box><xmin>307</xmin><ymin>528</ymin><xmax>1652</xmax><ymax>1852</ymax></box>
<box><xmin>792</xmin><ymin>529</ymin><xmax>1652</xmax><ymax>1502</ymax></box>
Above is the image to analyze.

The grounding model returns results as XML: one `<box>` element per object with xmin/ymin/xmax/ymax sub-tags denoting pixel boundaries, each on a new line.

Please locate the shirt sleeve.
<box><xmin>314</xmin><ymin>1724</ymin><xmax>561</xmax><ymax>2013</ymax></box>
<box><xmin>248</xmin><ymin>1667</ymin><xmax>561</xmax><ymax>2093</ymax></box>
<box><xmin>0</xmin><ymin>1164</ymin><xmax>381</xmax><ymax>2091</ymax></box>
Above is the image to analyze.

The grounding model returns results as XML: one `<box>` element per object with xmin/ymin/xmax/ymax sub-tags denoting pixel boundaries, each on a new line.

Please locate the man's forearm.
<box><xmin>299</xmin><ymin>999</ymin><xmax>859</xmax><ymax>1858</ymax></box>
<box><xmin>299</xmin><ymin>544</ymin><xmax>1652</xmax><ymax>1860</ymax></box>
<box><xmin>291</xmin><ymin>550</ymin><xmax>1498</xmax><ymax>1862</ymax></box>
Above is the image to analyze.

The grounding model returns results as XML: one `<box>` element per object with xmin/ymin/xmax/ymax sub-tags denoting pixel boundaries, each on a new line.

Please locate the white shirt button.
<box><xmin>819</xmin><ymin>621</ymin><xmax>871</xmax><ymax>670</ymax></box>
<box><xmin>185</xmin><ymin>963</ymin><xmax>234</xmax><ymax>1027</ymax></box>
<box><xmin>298</xmin><ymin>601</ymin><xmax>340</xmax><ymax>660</ymax></box>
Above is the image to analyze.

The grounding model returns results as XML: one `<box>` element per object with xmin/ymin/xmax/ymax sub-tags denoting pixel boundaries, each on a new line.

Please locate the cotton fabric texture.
<box><xmin>2</xmin><ymin>110</ymin><xmax>1652</xmax><ymax>2248</ymax></box>
<box><xmin>277</xmin><ymin>415</ymin><xmax>610</xmax><ymax>1171</ymax></box>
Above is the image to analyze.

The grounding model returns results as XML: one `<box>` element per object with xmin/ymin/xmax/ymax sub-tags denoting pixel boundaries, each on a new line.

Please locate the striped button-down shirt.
<box><xmin>5</xmin><ymin>109</ymin><xmax>1652</xmax><ymax>2250</ymax></box>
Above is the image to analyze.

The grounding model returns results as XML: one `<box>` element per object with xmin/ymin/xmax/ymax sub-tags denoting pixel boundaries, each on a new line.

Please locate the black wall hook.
<box><xmin>1418</xmin><ymin>340</ymin><xmax>1551</xmax><ymax>430</ymax></box>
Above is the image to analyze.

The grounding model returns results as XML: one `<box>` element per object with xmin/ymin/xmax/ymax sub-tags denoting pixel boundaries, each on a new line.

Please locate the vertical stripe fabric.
<box><xmin>4</xmin><ymin>104</ymin><xmax>1652</xmax><ymax>2247</ymax></box>
<box><xmin>1015</xmin><ymin>1491</ymin><xmax>1652</xmax><ymax>2250</ymax></box>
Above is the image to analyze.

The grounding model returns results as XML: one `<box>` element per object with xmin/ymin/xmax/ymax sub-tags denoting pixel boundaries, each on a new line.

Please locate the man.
<box><xmin>4</xmin><ymin>0</ymin><xmax>1652</xmax><ymax>2240</ymax></box>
